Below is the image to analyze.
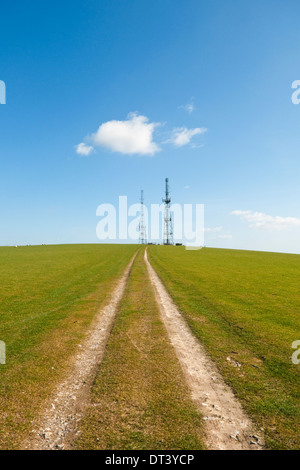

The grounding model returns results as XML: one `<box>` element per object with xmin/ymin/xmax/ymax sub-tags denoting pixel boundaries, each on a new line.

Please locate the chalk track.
<box><xmin>25</xmin><ymin>253</ymin><xmax>137</xmax><ymax>450</ymax></box>
<box><xmin>145</xmin><ymin>249</ymin><xmax>264</xmax><ymax>450</ymax></box>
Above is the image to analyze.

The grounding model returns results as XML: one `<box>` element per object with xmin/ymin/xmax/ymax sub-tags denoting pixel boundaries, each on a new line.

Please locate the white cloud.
<box><xmin>179</xmin><ymin>100</ymin><xmax>195</xmax><ymax>114</ymax></box>
<box><xmin>232</xmin><ymin>210</ymin><xmax>300</xmax><ymax>231</ymax></box>
<box><xmin>204</xmin><ymin>226</ymin><xmax>222</xmax><ymax>233</ymax></box>
<box><xmin>216</xmin><ymin>234</ymin><xmax>233</xmax><ymax>240</ymax></box>
<box><xmin>167</xmin><ymin>127</ymin><xmax>207</xmax><ymax>147</ymax></box>
<box><xmin>204</xmin><ymin>226</ymin><xmax>232</xmax><ymax>240</ymax></box>
<box><xmin>75</xmin><ymin>110</ymin><xmax>207</xmax><ymax>156</ymax></box>
<box><xmin>75</xmin><ymin>142</ymin><xmax>94</xmax><ymax>156</ymax></box>
<box><xmin>184</xmin><ymin>185</ymin><xmax>191</xmax><ymax>190</ymax></box>
<box><xmin>91</xmin><ymin>113</ymin><xmax>160</xmax><ymax>156</ymax></box>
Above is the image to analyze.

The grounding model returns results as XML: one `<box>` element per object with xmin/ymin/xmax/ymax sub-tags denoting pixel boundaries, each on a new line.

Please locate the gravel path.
<box><xmin>25</xmin><ymin>253</ymin><xmax>137</xmax><ymax>450</ymax></box>
<box><xmin>145</xmin><ymin>249</ymin><xmax>264</xmax><ymax>451</ymax></box>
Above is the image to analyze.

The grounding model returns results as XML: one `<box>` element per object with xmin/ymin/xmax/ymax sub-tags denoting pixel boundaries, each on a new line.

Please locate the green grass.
<box><xmin>148</xmin><ymin>246</ymin><xmax>300</xmax><ymax>450</ymax></box>
<box><xmin>0</xmin><ymin>244</ymin><xmax>137</xmax><ymax>449</ymax></box>
<box><xmin>75</xmin><ymin>250</ymin><xmax>206</xmax><ymax>450</ymax></box>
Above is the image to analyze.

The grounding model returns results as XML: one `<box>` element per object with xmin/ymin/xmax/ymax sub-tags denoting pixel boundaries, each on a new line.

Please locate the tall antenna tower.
<box><xmin>139</xmin><ymin>190</ymin><xmax>147</xmax><ymax>245</ymax></box>
<box><xmin>163</xmin><ymin>178</ymin><xmax>173</xmax><ymax>245</ymax></box>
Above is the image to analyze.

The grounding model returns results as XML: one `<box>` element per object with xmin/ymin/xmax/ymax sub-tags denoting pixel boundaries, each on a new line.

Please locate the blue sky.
<box><xmin>1</xmin><ymin>0</ymin><xmax>300</xmax><ymax>252</ymax></box>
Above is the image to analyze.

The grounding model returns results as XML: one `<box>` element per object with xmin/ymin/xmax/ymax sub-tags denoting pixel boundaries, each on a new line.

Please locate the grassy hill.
<box><xmin>148</xmin><ymin>246</ymin><xmax>300</xmax><ymax>450</ymax></box>
<box><xmin>0</xmin><ymin>244</ymin><xmax>137</xmax><ymax>449</ymax></box>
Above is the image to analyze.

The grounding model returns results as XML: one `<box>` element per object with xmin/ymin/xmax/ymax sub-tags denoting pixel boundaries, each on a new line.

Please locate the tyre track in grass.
<box><xmin>145</xmin><ymin>249</ymin><xmax>264</xmax><ymax>451</ymax></box>
<box><xmin>75</xmin><ymin>249</ymin><xmax>205</xmax><ymax>450</ymax></box>
<box><xmin>25</xmin><ymin>252</ymin><xmax>138</xmax><ymax>450</ymax></box>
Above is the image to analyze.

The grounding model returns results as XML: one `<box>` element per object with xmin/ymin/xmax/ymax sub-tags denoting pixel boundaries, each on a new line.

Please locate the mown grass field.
<box><xmin>75</xmin><ymin>250</ymin><xmax>206</xmax><ymax>450</ymax></box>
<box><xmin>148</xmin><ymin>246</ymin><xmax>300</xmax><ymax>450</ymax></box>
<box><xmin>0</xmin><ymin>244</ymin><xmax>137</xmax><ymax>449</ymax></box>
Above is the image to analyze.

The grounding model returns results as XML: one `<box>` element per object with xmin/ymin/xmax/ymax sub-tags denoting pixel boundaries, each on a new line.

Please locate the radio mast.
<box><xmin>163</xmin><ymin>178</ymin><xmax>173</xmax><ymax>245</ymax></box>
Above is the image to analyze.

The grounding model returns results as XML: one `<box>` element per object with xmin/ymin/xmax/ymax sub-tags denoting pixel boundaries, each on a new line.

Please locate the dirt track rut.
<box><xmin>145</xmin><ymin>249</ymin><xmax>264</xmax><ymax>450</ymax></box>
<box><xmin>25</xmin><ymin>253</ymin><xmax>137</xmax><ymax>450</ymax></box>
<box><xmin>25</xmin><ymin>249</ymin><xmax>264</xmax><ymax>451</ymax></box>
